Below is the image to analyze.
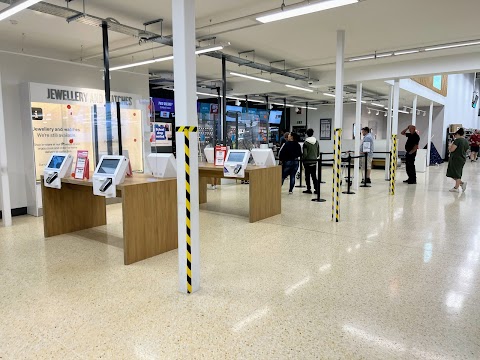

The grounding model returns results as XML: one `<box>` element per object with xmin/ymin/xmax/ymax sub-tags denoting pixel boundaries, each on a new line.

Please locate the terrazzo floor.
<box><xmin>1</xmin><ymin>162</ymin><xmax>480</xmax><ymax>359</ymax></box>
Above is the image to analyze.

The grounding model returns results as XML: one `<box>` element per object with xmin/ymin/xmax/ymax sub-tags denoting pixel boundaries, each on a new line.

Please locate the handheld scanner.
<box><xmin>99</xmin><ymin>178</ymin><xmax>113</xmax><ymax>192</ymax></box>
<box><xmin>46</xmin><ymin>172</ymin><xmax>59</xmax><ymax>184</ymax></box>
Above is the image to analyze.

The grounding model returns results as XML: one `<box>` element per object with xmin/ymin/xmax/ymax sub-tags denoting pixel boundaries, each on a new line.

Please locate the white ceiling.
<box><xmin>1</xmin><ymin>0</ymin><xmax>479</xmax><ymax>105</ymax></box>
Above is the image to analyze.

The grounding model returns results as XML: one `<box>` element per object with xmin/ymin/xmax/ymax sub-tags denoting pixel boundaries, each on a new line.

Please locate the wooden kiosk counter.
<box><xmin>198</xmin><ymin>163</ymin><xmax>282</xmax><ymax>223</ymax></box>
<box><xmin>41</xmin><ymin>175</ymin><xmax>178</xmax><ymax>265</ymax></box>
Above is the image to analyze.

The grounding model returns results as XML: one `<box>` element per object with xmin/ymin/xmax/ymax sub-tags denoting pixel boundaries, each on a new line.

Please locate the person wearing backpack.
<box><xmin>302</xmin><ymin>128</ymin><xmax>320</xmax><ymax>194</ymax></box>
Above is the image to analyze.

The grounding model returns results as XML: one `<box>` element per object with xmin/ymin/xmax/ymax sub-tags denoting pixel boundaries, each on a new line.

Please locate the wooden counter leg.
<box><xmin>121</xmin><ymin>180</ymin><xmax>178</xmax><ymax>265</ymax></box>
<box><xmin>42</xmin><ymin>182</ymin><xmax>107</xmax><ymax>238</ymax></box>
<box><xmin>199</xmin><ymin>176</ymin><xmax>208</xmax><ymax>204</ymax></box>
<box><xmin>248</xmin><ymin>166</ymin><xmax>282</xmax><ymax>223</ymax></box>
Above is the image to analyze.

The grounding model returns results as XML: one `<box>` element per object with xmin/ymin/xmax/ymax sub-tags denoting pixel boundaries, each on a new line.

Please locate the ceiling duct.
<box><xmin>0</xmin><ymin>0</ymin><xmax>313</xmax><ymax>82</ymax></box>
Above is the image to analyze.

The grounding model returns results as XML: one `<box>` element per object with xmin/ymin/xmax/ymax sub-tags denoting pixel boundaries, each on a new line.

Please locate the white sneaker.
<box><xmin>288</xmin><ymin>191</ymin><xmax>293</xmax><ymax>195</ymax></box>
<box><xmin>449</xmin><ymin>188</ymin><xmax>460</xmax><ymax>193</ymax></box>
<box><xmin>461</xmin><ymin>182</ymin><xmax>467</xmax><ymax>192</ymax></box>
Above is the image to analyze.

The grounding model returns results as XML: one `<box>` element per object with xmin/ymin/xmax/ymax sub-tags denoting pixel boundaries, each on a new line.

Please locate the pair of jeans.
<box><xmin>304</xmin><ymin>164</ymin><xmax>318</xmax><ymax>192</ymax></box>
<box><xmin>405</xmin><ymin>152</ymin><xmax>417</xmax><ymax>182</ymax></box>
<box><xmin>282</xmin><ymin>160</ymin><xmax>299</xmax><ymax>192</ymax></box>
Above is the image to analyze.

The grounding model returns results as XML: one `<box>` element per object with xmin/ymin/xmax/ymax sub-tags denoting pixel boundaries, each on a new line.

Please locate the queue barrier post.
<box><xmin>342</xmin><ymin>153</ymin><xmax>355</xmax><ymax>195</ymax></box>
<box><xmin>295</xmin><ymin>160</ymin><xmax>306</xmax><ymax>188</ymax></box>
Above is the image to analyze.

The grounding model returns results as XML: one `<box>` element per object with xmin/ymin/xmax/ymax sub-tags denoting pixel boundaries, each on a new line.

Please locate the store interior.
<box><xmin>1</xmin><ymin>0</ymin><xmax>480</xmax><ymax>358</ymax></box>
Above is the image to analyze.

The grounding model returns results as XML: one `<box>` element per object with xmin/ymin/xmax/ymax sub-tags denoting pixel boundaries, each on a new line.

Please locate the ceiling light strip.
<box><xmin>230</xmin><ymin>72</ymin><xmax>271</xmax><ymax>83</ymax></box>
<box><xmin>256</xmin><ymin>0</ymin><xmax>359</xmax><ymax>23</ymax></box>
<box><xmin>286</xmin><ymin>84</ymin><xmax>314</xmax><ymax>92</ymax></box>
<box><xmin>0</xmin><ymin>0</ymin><xmax>42</xmax><ymax>21</ymax></box>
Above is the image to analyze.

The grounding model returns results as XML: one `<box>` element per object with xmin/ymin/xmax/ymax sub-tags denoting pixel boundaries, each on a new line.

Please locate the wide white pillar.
<box><xmin>385</xmin><ymin>85</ymin><xmax>393</xmax><ymax>180</ymax></box>
<box><xmin>332</xmin><ymin>30</ymin><xmax>345</xmax><ymax>222</ymax></box>
<box><xmin>353</xmin><ymin>83</ymin><xmax>362</xmax><ymax>190</ymax></box>
<box><xmin>427</xmin><ymin>101</ymin><xmax>434</xmax><ymax>166</ymax></box>
<box><xmin>172</xmin><ymin>0</ymin><xmax>200</xmax><ymax>294</ymax></box>
<box><xmin>0</xmin><ymin>73</ymin><xmax>12</xmax><ymax>227</ymax></box>
<box><xmin>412</xmin><ymin>95</ymin><xmax>418</xmax><ymax>126</ymax></box>
<box><xmin>392</xmin><ymin>80</ymin><xmax>400</xmax><ymax>136</ymax></box>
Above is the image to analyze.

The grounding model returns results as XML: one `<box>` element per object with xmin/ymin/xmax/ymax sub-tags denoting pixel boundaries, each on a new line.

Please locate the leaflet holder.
<box><xmin>223</xmin><ymin>150</ymin><xmax>250</xmax><ymax>178</ymax></box>
<box><xmin>251</xmin><ymin>149</ymin><xmax>276</xmax><ymax>167</ymax></box>
<box><xmin>147</xmin><ymin>153</ymin><xmax>177</xmax><ymax>178</ymax></box>
<box><xmin>93</xmin><ymin>155</ymin><xmax>129</xmax><ymax>198</ymax></box>
<box><xmin>43</xmin><ymin>153</ymin><xmax>73</xmax><ymax>189</ymax></box>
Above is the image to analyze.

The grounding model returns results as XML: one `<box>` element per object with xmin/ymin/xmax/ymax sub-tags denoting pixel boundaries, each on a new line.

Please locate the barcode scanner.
<box><xmin>46</xmin><ymin>172</ymin><xmax>59</xmax><ymax>184</ymax></box>
<box><xmin>99</xmin><ymin>178</ymin><xmax>113</xmax><ymax>192</ymax></box>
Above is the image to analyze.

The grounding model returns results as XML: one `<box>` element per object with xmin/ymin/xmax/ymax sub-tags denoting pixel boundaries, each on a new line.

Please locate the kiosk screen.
<box><xmin>97</xmin><ymin>159</ymin><xmax>120</xmax><ymax>174</ymax></box>
<box><xmin>48</xmin><ymin>155</ymin><xmax>65</xmax><ymax>169</ymax></box>
<box><xmin>227</xmin><ymin>152</ymin><xmax>246</xmax><ymax>163</ymax></box>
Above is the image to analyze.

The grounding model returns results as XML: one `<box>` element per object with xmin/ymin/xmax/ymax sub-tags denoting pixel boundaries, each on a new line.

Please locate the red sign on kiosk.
<box><xmin>74</xmin><ymin>150</ymin><xmax>90</xmax><ymax>180</ymax></box>
<box><xmin>214</xmin><ymin>146</ymin><xmax>227</xmax><ymax>166</ymax></box>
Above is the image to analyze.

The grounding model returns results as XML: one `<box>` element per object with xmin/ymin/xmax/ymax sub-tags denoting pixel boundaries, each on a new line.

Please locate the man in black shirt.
<box><xmin>401</xmin><ymin>125</ymin><xmax>420</xmax><ymax>184</ymax></box>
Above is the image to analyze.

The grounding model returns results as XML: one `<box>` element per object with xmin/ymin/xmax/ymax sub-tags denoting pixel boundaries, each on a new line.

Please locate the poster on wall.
<box><xmin>153</xmin><ymin>98</ymin><xmax>175</xmax><ymax>118</ymax></box>
<box><xmin>150</xmin><ymin>122</ymin><xmax>173</xmax><ymax>147</ymax></box>
<box><xmin>29</xmin><ymin>83</ymin><xmax>145</xmax><ymax>180</ymax></box>
<box><xmin>320</xmin><ymin>118</ymin><xmax>332</xmax><ymax>140</ymax></box>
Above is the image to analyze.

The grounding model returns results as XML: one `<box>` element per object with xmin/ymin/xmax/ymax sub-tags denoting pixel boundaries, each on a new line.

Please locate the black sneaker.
<box><xmin>403</xmin><ymin>180</ymin><xmax>409</xmax><ymax>183</ymax></box>
<box><xmin>366</xmin><ymin>178</ymin><xmax>371</xmax><ymax>184</ymax></box>
<box><xmin>303</xmin><ymin>189</ymin><xmax>312</xmax><ymax>194</ymax></box>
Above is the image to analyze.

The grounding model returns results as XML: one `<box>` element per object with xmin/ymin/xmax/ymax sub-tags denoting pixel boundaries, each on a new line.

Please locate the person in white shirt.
<box><xmin>360</xmin><ymin>127</ymin><xmax>374</xmax><ymax>184</ymax></box>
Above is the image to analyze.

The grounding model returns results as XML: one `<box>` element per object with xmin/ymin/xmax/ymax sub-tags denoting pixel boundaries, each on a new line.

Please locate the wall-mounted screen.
<box><xmin>269</xmin><ymin>110</ymin><xmax>282</xmax><ymax>124</ymax></box>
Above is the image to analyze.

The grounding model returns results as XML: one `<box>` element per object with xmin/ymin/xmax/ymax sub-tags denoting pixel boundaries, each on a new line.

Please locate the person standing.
<box><xmin>279</xmin><ymin>133</ymin><xmax>302</xmax><ymax>194</ymax></box>
<box><xmin>447</xmin><ymin>128</ymin><xmax>469</xmax><ymax>192</ymax></box>
<box><xmin>302</xmin><ymin>128</ymin><xmax>320</xmax><ymax>194</ymax></box>
<box><xmin>469</xmin><ymin>129</ymin><xmax>480</xmax><ymax>162</ymax></box>
<box><xmin>360</xmin><ymin>127</ymin><xmax>374</xmax><ymax>184</ymax></box>
<box><xmin>280</xmin><ymin>130</ymin><xmax>289</xmax><ymax>147</ymax></box>
<box><xmin>401</xmin><ymin>125</ymin><xmax>420</xmax><ymax>184</ymax></box>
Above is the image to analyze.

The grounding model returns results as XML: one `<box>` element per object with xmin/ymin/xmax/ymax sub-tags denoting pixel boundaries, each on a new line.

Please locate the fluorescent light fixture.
<box><xmin>196</xmin><ymin>92</ymin><xmax>219</xmax><ymax>97</ymax></box>
<box><xmin>227</xmin><ymin>96</ymin><xmax>264</xmax><ymax>104</ymax></box>
<box><xmin>323</xmin><ymin>93</ymin><xmax>336</xmax><ymax>98</ymax></box>
<box><xmin>376</xmin><ymin>52</ymin><xmax>393</xmax><ymax>58</ymax></box>
<box><xmin>394</xmin><ymin>49</ymin><xmax>420</xmax><ymax>56</ymax></box>
<box><xmin>195</xmin><ymin>45</ymin><xmax>224</xmax><ymax>55</ymax></box>
<box><xmin>110</xmin><ymin>55</ymin><xmax>174</xmax><ymax>71</ymax></box>
<box><xmin>425</xmin><ymin>41</ymin><xmax>480</xmax><ymax>51</ymax></box>
<box><xmin>256</xmin><ymin>0</ymin><xmax>359</xmax><ymax>23</ymax></box>
<box><xmin>230</xmin><ymin>72</ymin><xmax>271</xmax><ymax>83</ymax></box>
<box><xmin>371</xmin><ymin>102</ymin><xmax>384</xmax><ymax>107</ymax></box>
<box><xmin>300</xmin><ymin>106</ymin><xmax>318</xmax><ymax>110</ymax></box>
<box><xmin>272</xmin><ymin>102</ymin><xmax>295</xmax><ymax>107</ymax></box>
<box><xmin>0</xmin><ymin>0</ymin><xmax>42</xmax><ymax>21</ymax></box>
<box><xmin>286</xmin><ymin>84</ymin><xmax>314</xmax><ymax>92</ymax></box>
<box><xmin>350</xmin><ymin>98</ymin><xmax>366</xmax><ymax>103</ymax></box>
<box><xmin>398</xmin><ymin>110</ymin><xmax>409</xmax><ymax>114</ymax></box>
<box><xmin>349</xmin><ymin>55</ymin><xmax>375</xmax><ymax>62</ymax></box>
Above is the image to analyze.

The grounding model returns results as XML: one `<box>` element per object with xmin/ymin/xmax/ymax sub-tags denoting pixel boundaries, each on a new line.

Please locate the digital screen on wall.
<box><xmin>31</xmin><ymin>103</ymin><xmax>144</xmax><ymax>180</ymax></box>
<box><xmin>269</xmin><ymin>110</ymin><xmax>282</xmax><ymax>124</ymax></box>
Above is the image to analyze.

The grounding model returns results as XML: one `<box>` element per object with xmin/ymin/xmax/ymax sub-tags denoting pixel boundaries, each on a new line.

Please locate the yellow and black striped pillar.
<box><xmin>176</xmin><ymin>125</ymin><xmax>198</xmax><ymax>294</ymax></box>
<box><xmin>389</xmin><ymin>134</ymin><xmax>397</xmax><ymax>195</ymax></box>
<box><xmin>332</xmin><ymin>128</ymin><xmax>342</xmax><ymax>222</ymax></box>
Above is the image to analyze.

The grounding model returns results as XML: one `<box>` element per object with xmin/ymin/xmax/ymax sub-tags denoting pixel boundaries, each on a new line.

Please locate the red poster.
<box><xmin>74</xmin><ymin>150</ymin><xmax>89</xmax><ymax>180</ymax></box>
<box><xmin>214</xmin><ymin>146</ymin><xmax>227</xmax><ymax>166</ymax></box>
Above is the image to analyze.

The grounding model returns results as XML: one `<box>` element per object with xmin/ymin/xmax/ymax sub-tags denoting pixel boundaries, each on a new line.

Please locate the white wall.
<box><xmin>290</xmin><ymin>103</ymin><xmax>388</xmax><ymax>153</ymax></box>
<box><xmin>0</xmin><ymin>51</ymin><xmax>149</xmax><ymax>209</ymax></box>
<box><xmin>444</xmin><ymin>73</ymin><xmax>478</xmax><ymax>129</ymax></box>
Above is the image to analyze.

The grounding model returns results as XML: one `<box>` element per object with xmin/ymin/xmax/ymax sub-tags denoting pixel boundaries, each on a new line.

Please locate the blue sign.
<box><xmin>155</xmin><ymin>124</ymin><xmax>167</xmax><ymax>141</ymax></box>
<box><xmin>152</xmin><ymin>98</ymin><xmax>175</xmax><ymax>113</ymax></box>
<box><xmin>433</xmin><ymin>75</ymin><xmax>442</xmax><ymax>90</ymax></box>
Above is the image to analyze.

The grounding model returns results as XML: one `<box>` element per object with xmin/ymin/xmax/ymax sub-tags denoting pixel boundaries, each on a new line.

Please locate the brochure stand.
<box><xmin>73</xmin><ymin>150</ymin><xmax>90</xmax><ymax>180</ymax></box>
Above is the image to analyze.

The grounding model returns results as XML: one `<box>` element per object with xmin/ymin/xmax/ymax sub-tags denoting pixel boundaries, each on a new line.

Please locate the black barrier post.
<box><xmin>342</xmin><ymin>154</ymin><xmax>355</xmax><ymax>194</ymax></box>
<box><xmin>360</xmin><ymin>152</ymin><xmax>371</xmax><ymax>188</ymax></box>
<box><xmin>295</xmin><ymin>160</ymin><xmax>306</xmax><ymax>188</ymax></box>
<box><xmin>312</xmin><ymin>153</ymin><xmax>326</xmax><ymax>202</ymax></box>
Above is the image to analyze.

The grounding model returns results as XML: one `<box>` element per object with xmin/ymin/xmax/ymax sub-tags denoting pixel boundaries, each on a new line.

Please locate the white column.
<box><xmin>427</xmin><ymin>101</ymin><xmax>433</xmax><ymax>166</ymax></box>
<box><xmin>412</xmin><ymin>95</ymin><xmax>418</xmax><ymax>126</ymax></box>
<box><xmin>0</xmin><ymin>73</ymin><xmax>12</xmax><ymax>227</ymax></box>
<box><xmin>334</xmin><ymin>30</ymin><xmax>345</xmax><ymax>129</ymax></box>
<box><xmin>172</xmin><ymin>0</ymin><xmax>200</xmax><ymax>294</ymax></box>
<box><xmin>385</xmin><ymin>85</ymin><xmax>393</xmax><ymax>180</ymax></box>
<box><xmin>392</xmin><ymin>80</ymin><xmax>400</xmax><ymax>136</ymax></box>
<box><xmin>353</xmin><ymin>83</ymin><xmax>362</xmax><ymax>190</ymax></box>
<box><xmin>333</xmin><ymin>29</ymin><xmax>345</xmax><ymax>222</ymax></box>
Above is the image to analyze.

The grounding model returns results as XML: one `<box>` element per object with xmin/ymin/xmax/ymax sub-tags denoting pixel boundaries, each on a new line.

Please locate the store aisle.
<box><xmin>1</xmin><ymin>163</ymin><xmax>480</xmax><ymax>359</ymax></box>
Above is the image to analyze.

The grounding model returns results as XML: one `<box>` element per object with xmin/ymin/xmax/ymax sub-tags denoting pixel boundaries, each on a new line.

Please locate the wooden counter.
<box><xmin>198</xmin><ymin>163</ymin><xmax>282</xmax><ymax>223</ymax></box>
<box><xmin>41</xmin><ymin>175</ymin><xmax>178</xmax><ymax>265</ymax></box>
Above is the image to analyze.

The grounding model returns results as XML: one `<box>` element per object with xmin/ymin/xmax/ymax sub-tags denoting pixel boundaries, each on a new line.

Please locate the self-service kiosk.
<box><xmin>93</xmin><ymin>155</ymin><xmax>129</xmax><ymax>198</ymax></box>
<box><xmin>251</xmin><ymin>149</ymin><xmax>276</xmax><ymax>167</ymax></box>
<box><xmin>43</xmin><ymin>153</ymin><xmax>73</xmax><ymax>189</ymax></box>
<box><xmin>223</xmin><ymin>150</ymin><xmax>250</xmax><ymax>178</ymax></box>
<box><xmin>147</xmin><ymin>153</ymin><xmax>177</xmax><ymax>178</ymax></box>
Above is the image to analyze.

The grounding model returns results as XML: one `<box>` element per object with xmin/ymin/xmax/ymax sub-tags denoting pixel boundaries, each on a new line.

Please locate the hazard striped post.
<box><xmin>332</xmin><ymin>128</ymin><xmax>342</xmax><ymax>222</ymax></box>
<box><xmin>390</xmin><ymin>135</ymin><xmax>397</xmax><ymax>195</ymax></box>
<box><xmin>172</xmin><ymin>0</ymin><xmax>200</xmax><ymax>294</ymax></box>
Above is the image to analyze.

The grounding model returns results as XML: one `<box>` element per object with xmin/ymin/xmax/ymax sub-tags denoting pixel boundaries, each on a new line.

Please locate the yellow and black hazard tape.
<box><xmin>332</xmin><ymin>128</ymin><xmax>342</xmax><ymax>222</ymax></box>
<box><xmin>390</xmin><ymin>135</ymin><xmax>397</xmax><ymax>195</ymax></box>
<box><xmin>176</xmin><ymin>125</ymin><xmax>198</xmax><ymax>293</ymax></box>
